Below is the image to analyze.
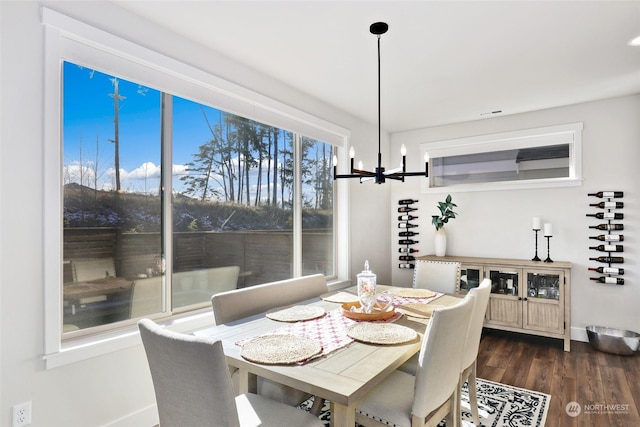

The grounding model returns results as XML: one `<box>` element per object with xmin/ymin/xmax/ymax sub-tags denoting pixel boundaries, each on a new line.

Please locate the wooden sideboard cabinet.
<box><xmin>418</xmin><ymin>255</ymin><xmax>571</xmax><ymax>351</ymax></box>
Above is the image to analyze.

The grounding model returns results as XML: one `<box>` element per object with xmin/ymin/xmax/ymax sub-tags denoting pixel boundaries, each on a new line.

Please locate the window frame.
<box><xmin>42</xmin><ymin>8</ymin><xmax>350</xmax><ymax>368</ymax></box>
<box><xmin>419</xmin><ymin>122</ymin><xmax>584</xmax><ymax>194</ymax></box>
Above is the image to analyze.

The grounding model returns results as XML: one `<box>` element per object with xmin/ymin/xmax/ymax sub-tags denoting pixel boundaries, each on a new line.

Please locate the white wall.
<box><xmin>0</xmin><ymin>2</ymin><xmax>385</xmax><ymax>426</ymax></box>
<box><xmin>391</xmin><ymin>94</ymin><xmax>640</xmax><ymax>342</ymax></box>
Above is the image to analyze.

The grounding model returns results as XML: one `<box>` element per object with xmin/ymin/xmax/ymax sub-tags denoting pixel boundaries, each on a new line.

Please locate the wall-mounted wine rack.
<box><xmin>398</xmin><ymin>199</ymin><xmax>419</xmax><ymax>269</ymax></box>
<box><xmin>587</xmin><ymin>191</ymin><xmax>625</xmax><ymax>285</ymax></box>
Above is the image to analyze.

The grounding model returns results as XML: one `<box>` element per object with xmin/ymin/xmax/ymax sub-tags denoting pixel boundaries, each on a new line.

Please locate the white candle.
<box><xmin>532</xmin><ymin>217</ymin><xmax>541</xmax><ymax>230</ymax></box>
<box><xmin>544</xmin><ymin>223</ymin><xmax>553</xmax><ymax>236</ymax></box>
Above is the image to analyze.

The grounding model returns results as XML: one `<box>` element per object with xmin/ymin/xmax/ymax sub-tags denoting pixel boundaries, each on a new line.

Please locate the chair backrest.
<box><xmin>413</xmin><ymin>293</ymin><xmax>474</xmax><ymax>418</ymax></box>
<box><xmin>72</xmin><ymin>258</ymin><xmax>116</xmax><ymax>282</ymax></box>
<box><xmin>138</xmin><ymin>318</ymin><xmax>241</xmax><ymax>427</ymax></box>
<box><xmin>461</xmin><ymin>278</ymin><xmax>492</xmax><ymax>369</ymax></box>
<box><xmin>413</xmin><ymin>260</ymin><xmax>461</xmax><ymax>294</ymax></box>
<box><xmin>129</xmin><ymin>277</ymin><xmax>163</xmax><ymax>319</ymax></box>
<box><xmin>211</xmin><ymin>274</ymin><xmax>328</xmax><ymax>325</ymax></box>
<box><xmin>173</xmin><ymin>266</ymin><xmax>240</xmax><ymax>307</ymax></box>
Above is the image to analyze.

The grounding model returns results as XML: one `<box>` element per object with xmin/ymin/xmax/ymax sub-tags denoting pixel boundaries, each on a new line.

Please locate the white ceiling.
<box><xmin>114</xmin><ymin>0</ymin><xmax>640</xmax><ymax>133</ymax></box>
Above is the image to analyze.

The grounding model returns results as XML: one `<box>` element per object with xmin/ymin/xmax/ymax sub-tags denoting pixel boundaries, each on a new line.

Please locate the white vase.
<box><xmin>434</xmin><ymin>227</ymin><xmax>447</xmax><ymax>257</ymax></box>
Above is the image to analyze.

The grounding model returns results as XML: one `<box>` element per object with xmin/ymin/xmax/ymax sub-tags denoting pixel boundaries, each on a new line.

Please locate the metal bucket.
<box><xmin>586</xmin><ymin>325</ymin><xmax>640</xmax><ymax>356</ymax></box>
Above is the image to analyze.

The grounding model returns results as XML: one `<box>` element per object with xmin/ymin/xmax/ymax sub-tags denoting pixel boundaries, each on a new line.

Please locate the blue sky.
<box><xmin>63</xmin><ymin>62</ymin><xmax>225</xmax><ymax>195</ymax></box>
<box><xmin>62</xmin><ymin>62</ymin><xmax>330</xmax><ymax>205</ymax></box>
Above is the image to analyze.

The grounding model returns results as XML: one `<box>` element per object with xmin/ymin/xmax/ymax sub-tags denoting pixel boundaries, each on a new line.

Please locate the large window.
<box><xmin>43</xmin><ymin>9</ymin><xmax>348</xmax><ymax>364</ymax></box>
<box><xmin>62</xmin><ymin>63</ymin><xmax>335</xmax><ymax>332</ymax></box>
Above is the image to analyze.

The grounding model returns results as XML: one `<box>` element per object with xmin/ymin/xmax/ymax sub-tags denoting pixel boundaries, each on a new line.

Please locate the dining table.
<box><xmin>194</xmin><ymin>285</ymin><xmax>462</xmax><ymax>427</ymax></box>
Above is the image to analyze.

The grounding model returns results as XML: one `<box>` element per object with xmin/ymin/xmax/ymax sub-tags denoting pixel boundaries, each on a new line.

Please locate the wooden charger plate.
<box><xmin>341</xmin><ymin>301</ymin><xmax>396</xmax><ymax>321</ymax></box>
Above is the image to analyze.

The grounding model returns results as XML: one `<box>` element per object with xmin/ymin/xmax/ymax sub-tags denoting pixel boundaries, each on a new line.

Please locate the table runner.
<box><xmin>237</xmin><ymin>290</ymin><xmax>444</xmax><ymax>363</ymax></box>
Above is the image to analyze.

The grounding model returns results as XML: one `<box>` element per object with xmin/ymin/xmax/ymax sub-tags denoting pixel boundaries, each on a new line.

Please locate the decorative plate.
<box><xmin>266</xmin><ymin>305</ymin><xmax>326</xmax><ymax>322</ymax></box>
<box><xmin>341</xmin><ymin>301</ymin><xmax>397</xmax><ymax>321</ymax></box>
<box><xmin>347</xmin><ymin>322</ymin><xmax>418</xmax><ymax>345</ymax></box>
<box><xmin>240</xmin><ymin>334</ymin><xmax>322</xmax><ymax>365</ymax></box>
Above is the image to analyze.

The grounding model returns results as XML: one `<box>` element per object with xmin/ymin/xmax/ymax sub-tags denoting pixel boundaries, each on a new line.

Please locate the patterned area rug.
<box><xmin>299</xmin><ymin>378</ymin><xmax>550</xmax><ymax>427</ymax></box>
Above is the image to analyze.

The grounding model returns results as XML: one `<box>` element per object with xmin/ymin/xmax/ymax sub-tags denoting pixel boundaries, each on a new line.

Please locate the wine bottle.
<box><xmin>398</xmin><ymin>206</ymin><xmax>418</xmax><ymax>213</ymax></box>
<box><xmin>589</xmin><ymin>201</ymin><xmax>623</xmax><ymax>209</ymax></box>
<box><xmin>399</xmin><ymin>231</ymin><xmax>419</xmax><ymax>237</ymax></box>
<box><xmin>585</xmin><ymin>212</ymin><xmax>624</xmax><ymax>220</ymax></box>
<box><xmin>589</xmin><ymin>244</ymin><xmax>623</xmax><ymax>252</ymax></box>
<box><xmin>399</xmin><ymin>239</ymin><xmax>419</xmax><ymax>245</ymax></box>
<box><xmin>590</xmin><ymin>277</ymin><xmax>624</xmax><ymax>285</ymax></box>
<box><xmin>588</xmin><ymin>191</ymin><xmax>623</xmax><ymax>198</ymax></box>
<box><xmin>588</xmin><ymin>266</ymin><xmax>624</xmax><ymax>275</ymax></box>
<box><xmin>398</xmin><ymin>223</ymin><xmax>418</xmax><ymax>229</ymax></box>
<box><xmin>589</xmin><ymin>224</ymin><xmax>624</xmax><ymax>231</ymax></box>
<box><xmin>589</xmin><ymin>256</ymin><xmax>624</xmax><ymax>263</ymax></box>
<box><xmin>398</xmin><ymin>255</ymin><xmax>416</xmax><ymax>261</ymax></box>
<box><xmin>398</xmin><ymin>214</ymin><xmax>418</xmax><ymax>221</ymax></box>
<box><xmin>398</xmin><ymin>263</ymin><xmax>415</xmax><ymax>269</ymax></box>
<box><xmin>589</xmin><ymin>234</ymin><xmax>624</xmax><ymax>242</ymax></box>
<box><xmin>398</xmin><ymin>199</ymin><xmax>418</xmax><ymax>205</ymax></box>
<box><xmin>398</xmin><ymin>247</ymin><xmax>419</xmax><ymax>253</ymax></box>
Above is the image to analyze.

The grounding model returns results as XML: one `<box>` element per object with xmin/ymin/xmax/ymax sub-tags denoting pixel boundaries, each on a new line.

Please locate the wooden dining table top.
<box><xmin>194</xmin><ymin>286</ymin><xmax>462</xmax><ymax>427</ymax></box>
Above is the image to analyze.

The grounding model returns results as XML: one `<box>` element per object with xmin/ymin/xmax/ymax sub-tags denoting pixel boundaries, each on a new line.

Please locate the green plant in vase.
<box><xmin>431</xmin><ymin>194</ymin><xmax>458</xmax><ymax>230</ymax></box>
<box><xmin>432</xmin><ymin>194</ymin><xmax>457</xmax><ymax>256</ymax></box>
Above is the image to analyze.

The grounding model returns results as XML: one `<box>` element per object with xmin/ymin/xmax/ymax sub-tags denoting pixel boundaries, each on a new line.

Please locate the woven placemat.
<box><xmin>240</xmin><ymin>334</ymin><xmax>322</xmax><ymax>365</ymax></box>
<box><xmin>347</xmin><ymin>322</ymin><xmax>418</xmax><ymax>345</ymax></box>
<box><xmin>266</xmin><ymin>305</ymin><xmax>326</xmax><ymax>322</ymax></box>
<box><xmin>321</xmin><ymin>291</ymin><xmax>359</xmax><ymax>303</ymax></box>
<box><xmin>387</xmin><ymin>287</ymin><xmax>437</xmax><ymax>298</ymax></box>
<box><xmin>396</xmin><ymin>303</ymin><xmax>445</xmax><ymax>319</ymax></box>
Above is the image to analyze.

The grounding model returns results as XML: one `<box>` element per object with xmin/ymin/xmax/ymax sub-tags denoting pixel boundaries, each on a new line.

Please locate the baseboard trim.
<box><xmin>571</xmin><ymin>326</ymin><xmax>589</xmax><ymax>343</ymax></box>
<box><xmin>102</xmin><ymin>404</ymin><xmax>157</xmax><ymax>427</ymax></box>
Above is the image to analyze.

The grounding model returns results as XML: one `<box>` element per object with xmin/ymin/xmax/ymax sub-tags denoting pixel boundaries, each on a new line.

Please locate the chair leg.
<box><xmin>309</xmin><ymin>396</ymin><xmax>325</xmax><ymax>416</ymax></box>
<box><xmin>468</xmin><ymin>362</ymin><xmax>480</xmax><ymax>425</ymax></box>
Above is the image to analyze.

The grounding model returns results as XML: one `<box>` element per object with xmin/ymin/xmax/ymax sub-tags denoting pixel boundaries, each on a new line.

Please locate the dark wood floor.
<box><xmin>476</xmin><ymin>329</ymin><xmax>640</xmax><ymax>427</ymax></box>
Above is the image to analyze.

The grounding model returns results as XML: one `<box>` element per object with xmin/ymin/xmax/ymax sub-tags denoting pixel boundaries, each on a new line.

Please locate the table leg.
<box><xmin>330</xmin><ymin>401</ymin><xmax>355</xmax><ymax>427</ymax></box>
<box><xmin>237</xmin><ymin>368</ymin><xmax>257</xmax><ymax>395</ymax></box>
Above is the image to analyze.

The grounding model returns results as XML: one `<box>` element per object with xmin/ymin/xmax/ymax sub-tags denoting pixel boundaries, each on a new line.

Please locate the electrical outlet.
<box><xmin>12</xmin><ymin>401</ymin><xmax>32</xmax><ymax>427</ymax></box>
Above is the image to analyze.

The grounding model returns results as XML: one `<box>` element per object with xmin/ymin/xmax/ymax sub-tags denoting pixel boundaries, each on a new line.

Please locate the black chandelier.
<box><xmin>333</xmin><ymin>22</ymin><xmax>429</xmax><ymax>184</ymax></box>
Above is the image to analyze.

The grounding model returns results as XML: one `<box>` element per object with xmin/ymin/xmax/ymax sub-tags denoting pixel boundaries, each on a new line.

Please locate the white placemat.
<box><xmin>266</xmin><ymin>305</ymin><xmax>326</xmax><ymax>322</ymax></box>
<box><xmin>240</xmin><ymin>334</ymin><xmax>322</xmax><ymax>365</ymax></box>
<box><xmin>347</xmin><ymin>322</ymin><xmax>418</xmax><ymax>345</ymax></box>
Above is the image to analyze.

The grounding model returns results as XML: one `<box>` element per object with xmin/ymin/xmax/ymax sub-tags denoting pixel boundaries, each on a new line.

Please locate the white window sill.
<box><xmin>421</xmin><ymin>177</ymin><xmax>583</xmax><ymax>194</ymax></box>
<box><xmin>44</xmin><ymin>311</ymin><xmax>215</xmax><ymax>369</ymax></box>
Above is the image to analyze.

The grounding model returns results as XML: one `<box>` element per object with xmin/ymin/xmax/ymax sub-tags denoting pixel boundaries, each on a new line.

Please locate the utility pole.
<box><xmin>109</xmin><ymin>78</ymin><xmax>125</xmax><ymax>192</ymax></box>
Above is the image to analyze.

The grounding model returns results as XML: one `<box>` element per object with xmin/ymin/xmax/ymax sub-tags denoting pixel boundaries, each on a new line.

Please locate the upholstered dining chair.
<box><xmin>211</xmin><ymin>274</ymin><xmax>328</xmax><ymax>414</ymax></box>
<box><xmin>355</xmin><ymin>293</ymin><xmax>475</xmax><ymax>427</ymax></box>
<box><xmin>458</xmin><ymin>278</ymin><xmax>491</xmax><ymax>426</ymax></box>
<box><xmin>413</xmin><ymin>259</ymin><xmax>461</xmax><ymax>294</ymax></box>
<box><xmin>138</xmin><ymin>318</ymin><xmax>324</xmax><ymax>427</ymax></box>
